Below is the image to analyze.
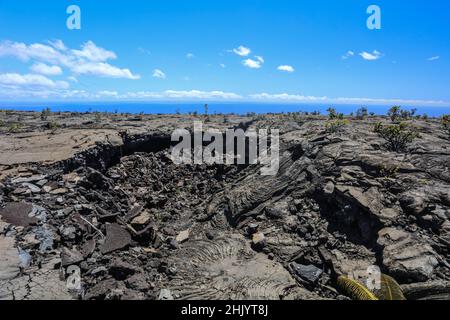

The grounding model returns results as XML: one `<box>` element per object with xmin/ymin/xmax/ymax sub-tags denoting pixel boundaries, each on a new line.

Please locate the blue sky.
<box><xmin>0</xmin><ymin>0</ymin><xmax>449</xmax><ymax>106</ymax></box>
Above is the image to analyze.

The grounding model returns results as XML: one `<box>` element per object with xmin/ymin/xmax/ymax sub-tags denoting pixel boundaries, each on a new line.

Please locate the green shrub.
<box><xmin>94</xmin><ymin>112</ymin><xmax>102</xmax><ymax>123</ymax></box>
<box><xmin>442</xmin><ymin>115</ymin><xmax>450</xmax><ymax>136</ymax></box>
<box><xmin>8</xmin><ymin>123</ymin><xmax>22</xmax><ymax>133</ymax></box>
<box><xmin>40</xmin><ymin>107</ymin><xmax>51</xmax><ymax>121</ymax></box>
<box><xmin>374</xmin><ymin>122</ymin><xmax>419</xmax><ymax>152</ymax></box>
<box><xmin>327</xmin><ymin>107</ymin><xmax>337</xmax><ymax>119</ymax></box>
<box><xmin>387</xmin><ymin>106</ymin><xmax>401</xmax><ymax>122</ymax></box>
<box><xmin>356</xmin><ymin>107</ymin><xmax>368</xmax><ymax>120</ymax></box>
<box><xmin>327</xmin><ymin>107</ymin><xmax>344</xmax><ymax>120</ymax></box>
<box><xmin>326</xmin><ymin>119</ymin><xmax>349</xmax><ymax>133</ymax></box>
<box><xmin>46</xmin><ymin>121</ymin><xmax>61</xmax><ymax>134</ymax></box>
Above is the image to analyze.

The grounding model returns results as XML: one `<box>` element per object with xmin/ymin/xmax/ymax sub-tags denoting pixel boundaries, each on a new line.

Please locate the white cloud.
<box><xmin>249</xmin><ymin>93</ymin><xmax>327</xmax><ymax>102</ymax></box>
<box><xmin>67</xmin><ymin>76</ymin><xmax>78</xmax><ymax>83</ymax></box>
<box><xmin>0</xmin><ymin>40</ymin><xmax>139</xmax><ymax>80</ymax></box>
<box><xmin>162</xmin><ymin>90</ymin><xmax>241</xmax><ymax>99</ymax></box>
<box><xmin>359</xmin><ymin>50</ymin><xmax>383</xmax><ymax>61</ymax></box>
<box><xmin>152</xmin><ymin>69</ymin><xmax>166</xmax><ymax>79</ymax></box>
<box><xmin>0</xmin><ymin>73</ymin><xmax>69</xmax><ymax>89</ymax></box>
<box><xmin>248</xmin><ymin>92</ymin><xmax>447</xmax><ymax>106</ymax></box>
<box><xmin>232</xmin><ymin>45</ymin><xmax>251</xmax><ymax>57</ymax></box>
<box><xmin>277</xmin><ymin>65</ymin><xmax>295</xmax><ymax>73</ymax></box>
<box><xmin>243</xmin><ymin>58</ymin><xmax>263</xmax><ymax>69</ymax></box>
<box><xmin>428</xmin><ymin>56</ymin><xmax>440</xmax><ymax>61</ymax></box>
<box><xmin>0</xmin><ymin>86</ymin><xmax>447</xmax><ymax>106</ymax></box>
<box><xmin>186</xmin><ymin>53</ymin><xmax>195</xmax><ymax>59</ymax></box>
<box><xmin>0</xmin><ymin>41</ymin><xmax>68</xmax><ymax>64</ymax></box>
<box><xmin>71</xmin><ymin>41</ymin><xmax>117</xmax><ymax>62</ymax></box>
<box><xmin>342</xmin><ymin>51</ymin><xmax>355</xmax><ymax>60</ymax></box>
<box><xmin>220</xmin><ymin>63</ymin><xmax>226</xmax><ymax>68</ymax></box>
<box><xmin>97</xmin><ymin>90</ymin><xmax>118</xmax><ymax>97</ymax></box>
<box><xmin>72</xmin><ymin>62</ymin><xmax>140</xmax><ymax>79</ymax></box>
<box><xmin>255</xmin><ymin>56</ymin><xmax>264</xmax><ymax>63</ymax></box>
<box><xmin>48</xmin><ymin>40</ymin><xmax>67</xmax><ymax>51</ymax></box>
<box><xmin>30</xmin><ymin>63</ymin><xmax>63</xmax><ymax>76</ymax></box>
<box><xmin>120</xmin><ymin>90</ymin><xmax>242</xmax><ymax>100</ymax></box>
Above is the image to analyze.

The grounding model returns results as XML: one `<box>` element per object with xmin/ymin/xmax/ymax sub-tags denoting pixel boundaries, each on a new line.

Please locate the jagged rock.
<box><xmin>169</xmin><ymin>238</ymin><xmax>180</xmax><ymax>250</ymax></box>
<box><xmin>290</xmin><ymin>263</ymin><xmax>323</xmax><ymax>284</ymax></box>
<box><xmin>158</xmin><ymin>289</ymin><xmax>174</xmax><ymax>300</ymax></box>
<box><xmin>0</xmin><ymin>202</ymin><xmax>36</xmax><ymax>227</ymax></box>
<box><xmin>318</xmin><ymin>246</ymin><xmax>376</xmax><ymax>280</ymax></box>
<box><xmin>247</xmin><ymin>223</ymin><xmax>259</xmax><ymax>235</ymax></box>
<box><xmin>251</xmin><ymin>232</ymin><xmax>267</xmax><ymax>251</ymax></box>
<box><xmin>266</xmin><ymin>201</ymin><xmax>290</xmax><ymax>219</ymax></box>
<box><xmin>131</xmin><ymin>211</ymin><xmax>151</xmax><ymax>226</ymax></box>
<box><xmin>335</xmin><ymin>185</ymin><xmax>398</xmax><ymax>224</ymax></box>
<box><xmin>49</xmin><ymin>188</ymin><xmax>68</xmax><ymax>195</ymax></box>
<box><xmin>399</xmin><ymin>191</ymin><xmax>428</xmax><ymax>216</ymax></box>
<box><xmin>85</xmin><ymin>279</ymin><xmax>123</xmax><ymax>300</ymax></box>
<box><xmin>100</xmin><ymin>224</ymin><xmax>132</xmax><ymax>254</ymax></box>
<box><xmin>109</xmin><ymin>259</ymin><xmax>138</xmax><ymax>280</ymax></box>
<box><xmin>323</xmin><ymin>181</ymin><xmax>335</xmax><ymax>195</ymax></box>
<box><xmin>22</xmin><ymin>233</ymin><xmax>40</xmax><ymax>248</ymax></box>
<box><xmin>176</xmin><ymin>230</ymin><xmax>190</xmax><ymax>243</ymax></box>
<box><xmin>11</xmin><ymin>175</ymin><xmax>47</xmax><ymax>184</ymax></box>
<box><xmin>378</xmin><ymin>228</ymin><xmax>439</xmax><ymax>282</ymax></box>
<box><xmin>61</xmin><ymin>247</ymin><xmax>84</xmax><ymax>267</ymax></box>
<box><xmin>22</xmin><ymin>183</ymin><xmax>41</xmax><ymax>193</ymax></box>
<box><xmin>61</xmin><ymin>226</ymin><xmax>77</xmax><ymax>241</ymax></box>
<box><xmin>126</xmin><ymin>273</ymin><xmax>150</xmax><ymax>291</ymax></box>
<box><xmin>81</xmin><ymin>239</ymin><xmax>96</xmax><ymax>258</ymax></box>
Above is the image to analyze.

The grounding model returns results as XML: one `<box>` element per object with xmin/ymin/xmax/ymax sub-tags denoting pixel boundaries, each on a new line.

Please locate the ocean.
<box><xmin>1</xmin><ymin>102</ymin><xmax>449</xmax><ymax>117</ymax></box>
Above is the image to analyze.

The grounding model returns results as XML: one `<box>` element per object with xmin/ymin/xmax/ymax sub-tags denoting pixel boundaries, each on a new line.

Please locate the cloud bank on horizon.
<box><xmin>0</xmin><ymin>1</ymin><xmax>449</xmax><ymax>106</ymax></box>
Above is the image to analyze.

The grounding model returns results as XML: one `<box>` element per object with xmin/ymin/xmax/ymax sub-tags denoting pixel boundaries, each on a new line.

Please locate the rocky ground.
<box><xmin>1</xmin><ymin>110</ymin><xmax>449</xmax><ymax>300</ymax></box>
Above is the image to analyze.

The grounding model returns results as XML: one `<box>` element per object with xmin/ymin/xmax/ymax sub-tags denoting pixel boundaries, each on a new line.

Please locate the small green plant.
<box><xmin>94</xmin><ymin>112</ymin><xmax>102</xmax><ymax>123</ymax></box>
<box><xmin>374</xmin><ymin>122</ymin><xmax>419</xmax><ymax>152</ymax></box>
<box><xmin>325</xmin><ymin>119</ymin><xmax>349</xmax><ymax>133</ymax></box>
<box><xmin>8</xmin><ymin>123</ymin><xmax>22</xmax><ymax>133</ymax></box>
<box><xmin>327</xmin><ymin>107</ymin><xmax>343</xmax><ymax>119</ymax></box>
<box><xmin>356</xmin><ymin>107</ymin><xmax>368</xmax><ymax>120</ymax></box>
<box><xmin>40</xmin><ymin>107</ymin><xmax>51</xmax><ymax>121</ymax></box>
<box><xmin>400</xmin><ymin>109</ymin><xmax>413</xmax><ymax>120</ymax></box>
<box><xmin>379</xmin><ymin>164</ymin><xmax>399</xmax><ymax>178</ymax></box>
<box><xmin>442</xmin><ymin>115</ymin><xmax>450</xmax><ymax>136</ymax></box>
<box><xmin>46</xmin><ymin>121</ymin><xmax>61</xmax><ymax>134</ymax></box>
<box><xmin>387</xmin><ymin>106</ymin><xmax>401</xmax><ymax>122</ymax></box>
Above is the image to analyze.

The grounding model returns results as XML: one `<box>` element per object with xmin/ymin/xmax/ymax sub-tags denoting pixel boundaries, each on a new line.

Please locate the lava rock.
<box><xmin>378</xmin><ymin>227</ymin><xmax>439</xmax><ymax>282</ymax></box>
<box><xmin>61</xmin><ymin>247</ymin><xmax>84</xmax><ymax>267</ymax></box>
<box><xmin>169</xmin><ymin>238</ymin><xmax>180</xmax><ymax>250</ymax></box>
<box><xmin>176</xmin><ymin>230</ymin><xmax>190</xmax><ymax>243</ymax></box>
<box><xmin>290</xmin><ymin>263</ymin><xmax>323</xmax><ymax>284</ymax></box>
<box><xmin>100</xmin><ymin>224</ymin><xmax>132</xmax><ymax>254</ymax></box>
<box><xmin>158</xmin><ymin>289</ymin><xmax>174</xmax><ymax>300</ymax></box>
<box><xmin>0</xmin><ymin>202</ymin><xmax>37</xmax><ymax>227</ymax></box>
<box><xmin>251</xmin><ymin>232</ymin><xmax>267</xmax><ymax>251</ymax></box>
<box><xmin>109</xmin><ymin>259</ymin><xmax>138</xmax><ymax>280</ymax></box>
<box><xmin>131</xmin><ymin>211</ymin><xmax>151</xmax><ymax>226</ymax></box>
